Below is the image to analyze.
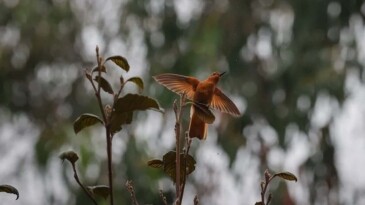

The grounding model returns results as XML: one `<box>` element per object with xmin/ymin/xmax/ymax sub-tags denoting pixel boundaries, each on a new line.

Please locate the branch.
<box><xmin>125</xmin><ymin>180</ymin><xmax>139</xmax><ymax>205</ymax></box>
<box><xmin>194</xmin><ymin>195</ymin><xmax>199</xmax><ymax>205</ymax></box>
<box><xmin>71</xmin><ymin>163</ymin><xmax>98</xmax><ymax>205</ymax></box>
<box><xmin>92</xmin><ymin>46</ymin><xmax>114</xmax><ymax>205</ymax></box>
<box><xmin>173</xmin><ymin>94</ymin><xmax>186</xmax><ymax>205</ymax></box>
<box><xmin>159</xmin><ymin>190</ymin><xmax>168</xmax><ymax>205</ymax></box>
<box><xmin>179</xmin><ymin>133</ymin><xmax>192</xmax><ymax>203</ymax></box>
<box><xmin>258</xmin><ymin>170</ymin><xmax>273</xmax><ymax>205</ymax></box>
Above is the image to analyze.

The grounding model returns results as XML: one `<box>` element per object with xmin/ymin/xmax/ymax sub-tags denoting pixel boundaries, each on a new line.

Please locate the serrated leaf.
<box><xmin>126</xmin><ymin>77</ymin><xmax>144</xmax><ymax>91</ymax></box>
<box><xmin>106</xmin><ymin>55</ymin><xmax>129</xmax><ymax>72</ymax></box>
<box><xmin>273</xmin><ymin>171</ymin><xmax>298</xmax><ymax>182</ymax></box>
<box><xmin>147</xmin><ymin>159</ymin><xmax>164</xmax><ymax>168</ymax></box>
<box><xmin>74</xmin><ymin>114</ymin><xmax>103</xmax><ymax>134</ymax></box>
<box><xmin>114</xmin><ymin>94</ymin><xmax>160</xmax><ymax>113</ymax></box>
<box><xmin>92</xmin><ymin>65</ymin><xmax>106</xmax><ymax>73</ymax></box>
<box><xmin>87</xmin><ymin>185</ymin><xmax>110</xmax><ymax>199</ymax></box>
<box><xmin>162</xmin><ymin>151</ymin><xmax>196</xmax><ymax>183</ymax></box>
<box><xmin>193</xmin><ymin>103</ymin><xmax>215</xmax><ymax>124</ymax></box>
<box><xmin>109</xmin><ymin>112</ymin><xmax>133</xmax><ymax>134</ymax></box>
<box><xmin>147</xmin><ymin>151</ymin><xmax>196</xmax><ymax>183</ymax></box>
<box><xmin>94</xmin><ymin>76</ymin><xmax>114</xmax><ymax>94</ymax></box>
<box><xmin>0</xmin><ymin>185</ymin><xmax>19</xmax><ymax>200</ymax></box>
<box><xmin>59</xmin><ymin>151</ymin><xmax>79</xmax><ymax>164</ymax></box>
<box><xmin>110</xmin><ymin>94</ymin><xmax>160</xmax><ymax>134</ymax></box>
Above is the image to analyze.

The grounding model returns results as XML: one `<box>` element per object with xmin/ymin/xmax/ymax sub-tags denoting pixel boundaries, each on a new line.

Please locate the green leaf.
<box><xmin>94</xmin><ymin>76</ymin><xmax>114</xmax><ymax>94</ymax></box>
<box><xmin>109</xmin><ymin>112</ymin><xmax>133</xmax><ymax>134</ymax></box>
<box><xmin>147</xmin><ymin>159</ymin><xmax>164</xmax><ymax>168</ymax></box>
<box><xmin>114</xmin><ymin>94</ymin><xmax>160</xmax><ymax>113</ymax></box>
<box><xmin>106</xmin><ymin>55</ymin><xmax>130</xmax><ymax>72</ymax></box>
<box><xmin>87</xmin><ymin>185</ymin><xmax>110</xmax><ymax>199</ymax></box>
<box><xmin>0</xmin><ymin>185</ymin><xmax>19</xmax><ymax>200</ymax></box>
<box><xmin>126</xmin><ymin>77</ymin><xmax>144</xmax><ymax>91</ymax></box>
<box><xmin>273</xmin><ymin>171</ymin><xmax>298</xmax><ymax>182</ymax></box>
<box><xmin>149</xmin><ymin>151</ymin><xmax>196</xmax><ymax>183</ymax></box>
<box><xmin>73</xmin><ymin>114</ymin><xmax>103</xmax><ymax>134</ymax></box>
<box><xmin>59</xmin><ymin>151</ymin><xmax>79</xmax><ymax>164</ymax></box>
<box><xmin>92</xmin><ymin>65</ymin><xmax>106</xmax><ymax>73</ymax></box>
<box><xmin>110</xmin><ymin>94</ymin><xmax>161</xmax><ymax>134</ymax></box>
<box><xmin>165</xmin><ymin>151</ymin><xmax>196</xmax><ymax>183</ymax></box>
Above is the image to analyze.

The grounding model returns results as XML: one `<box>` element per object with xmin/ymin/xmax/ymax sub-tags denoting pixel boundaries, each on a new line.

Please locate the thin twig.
<box><xmin>96</xmin><ymin>46</ymin><xmax>102</xmax><ymax>95</ymax></box>
<box><xmin>71</xmin><ymin>163</ymin><xmax>98</xmax><ymax>205</ymax></box>
<box><xmin>267</xmin><ymin>193</ymin><xmax>272</xmax><ymax>205</ymax></box>
<box><xmin>125</xmin><ymin>180</ymin><xmax>139</xmax><ymax>205</ymax></box>
<box><xmin>260</xmin><ymin>169</ymin><xmax>274</xmax><ymax>205</ymax></box>
<box><xmin>194</xmin><ymin>195</ymin><xmax>199</xmax><ymax>205</ymax></box>
<box><xmin>93</xmin><ymin>47</ymin><xmax>108</xmax><ymax>123</ymax></box>
<box><xmin>159</xmin><ymin>190</ymin><xmax>168</xmax><ymax>205</ymax></box>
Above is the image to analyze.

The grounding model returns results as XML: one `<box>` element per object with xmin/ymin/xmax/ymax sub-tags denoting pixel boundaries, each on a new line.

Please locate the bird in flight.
<box><xmin>154</xmin><ymin>72</ymin><xmax>240</xmax><ymax>140</ymax></box>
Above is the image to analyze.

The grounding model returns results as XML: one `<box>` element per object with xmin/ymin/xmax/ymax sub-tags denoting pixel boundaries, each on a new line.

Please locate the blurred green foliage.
<box><xmin>1</xmin><ymin>0</ymin><xmax>364</xmax><ymax>204</ymax></box>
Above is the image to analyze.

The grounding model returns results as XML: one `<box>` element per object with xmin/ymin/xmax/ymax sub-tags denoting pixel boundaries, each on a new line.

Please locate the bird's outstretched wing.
<box><xmin>153</xmin><ymin>73</ymin><xmax>199</xmax><ymax>100</ymax></box>
<box><xmin>211</xmin><ymin>88</ymin><xmax>240</xmax><ymax>116</ymax></box>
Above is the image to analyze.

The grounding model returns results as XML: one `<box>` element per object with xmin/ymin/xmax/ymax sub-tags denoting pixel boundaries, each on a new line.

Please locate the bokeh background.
<box><xmin>1</xmin><ymin>0</ymin><xmax>365</xmax><ymax>204</ymax></box>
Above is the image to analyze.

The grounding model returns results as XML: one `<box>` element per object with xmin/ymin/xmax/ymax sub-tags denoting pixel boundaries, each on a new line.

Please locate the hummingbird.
<box><xmin>153</xmin><ymin>72</ymin><xmax>240</xmax><ymax>140</ymax></box>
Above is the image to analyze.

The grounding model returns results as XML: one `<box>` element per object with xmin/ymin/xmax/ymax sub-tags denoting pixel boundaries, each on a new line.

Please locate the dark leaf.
<box><xmin>147</xmin><ymin>151</ymin><xmax>196</xmax><ymax>183</ymax></box>
<box><xmin>94</xmin><ymin>76</ymin><xmax>114</xmax><ymax>94</ymax></box>
<box><xmin>109</xmin><ymin>112</ymin><xmax>133</xmax><ymax>134</ymax></box>
<box><xmin>110</xmin><ymin>94</ymin><xmax>161</xmax><ymax>134</ymax></box>
<box><xmin>92</xmin><ymin>65</ymin><xmax>106</xmax><ymax>73</ymax></box>
<box><xmin>255</xmin><ymin>202</ymin><xmax>263</xmax><ymax>205</ymax></box>
<box><xmin>273</xmin><ymin>171</ymin><xmax>298</xmax><ymax>182</ymax></box>
<box><xmin>106</xmin><ymin>56</ymin><xmax>130</xmax><ymax>72</ymax></box>
<box><xmin>87</xmin><ymin>185</ymin><xmax>110</xmax><ymax>199</ymax></box>
<box><xmin>162</xmin><ymin>151</ymin><xmax>196</xmax><ymax>183</ymax></box>
<box><xmin>59</xmin><ymin>151</ymin><xmax>79</xmax><ymax>164</ymax></box>
<box><xmin>147</xmin><ymin>159</ymin><xmax>164</xmax><ymax>168</ymax></box>
<box><xmin>73</xmin><ymin>114</ymin><xmax>103</xmax><ymax>134</ymax></box>
<box><xmin>0</xmin><ymin>185</ymin><xmax>19</xmax><ymax>200</ymax></box>
<box><xmin>114</xmin><ymin>94</ymin><xmax>160</xmax><ymax>113</ymax></box>
<box><xmin>126</xmin><ymin>77</ymin><xmax>144</xmax><ymax>91</ymax></box>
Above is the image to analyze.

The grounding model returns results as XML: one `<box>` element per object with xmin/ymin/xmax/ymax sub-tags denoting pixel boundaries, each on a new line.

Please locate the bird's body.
<box><xmin>154</xmin><ymin>72</ymin><xmax>240</xmax><ymax>140</ymax></box>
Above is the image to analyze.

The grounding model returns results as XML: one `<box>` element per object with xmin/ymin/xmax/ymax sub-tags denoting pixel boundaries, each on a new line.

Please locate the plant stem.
<box><xmin>260</xmin><ymin>170</ymin><xmax>274</xmax><ymax>205</ymax></box>
<box><xmin>106</xmin><ymin>128</ymin><xmax>114</xmax><ymax>205</ymax></box>
<box><xmin>179</xmin><ymin>135</ymin><xmax>192</xmax><ymax>203</ymax></box>
<box><xmin>71</xmin><ymin>163</ymin><xmax>98</xmax><ymax>205</ymax></box>
<box><xmin>93</xmin><ymin>47</ymin><xmax>114</xmax><ymax>205</ymax></box>
<box><xmin>173</xmin><ymin>100</ymin><xmax>181</xmax><ymax>203</ymax></box>
<box><xmin>173</xmin><ymin>94</ymin><xmax>186</xmax><ymax>205</ymax></box>
<box><xmin>194</xmin><ymin>195</ymin><xmax>199</xmax><ymax>205</ymax></box>
<box><xmin>125</xmin><ymin>180</ymin><xmax>139</xmax><ymax>205</ymax></box>
<box><xmin>159</xmin><ymin>190</ymin><xmax>168</xmax><ymax>205</ymax></box>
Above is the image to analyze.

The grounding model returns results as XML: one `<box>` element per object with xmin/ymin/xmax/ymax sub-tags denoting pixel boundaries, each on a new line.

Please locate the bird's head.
<box><xmin>208</xmin><ymin>72</ymin><xmax>225</xmax><ymax>83</ymax></box>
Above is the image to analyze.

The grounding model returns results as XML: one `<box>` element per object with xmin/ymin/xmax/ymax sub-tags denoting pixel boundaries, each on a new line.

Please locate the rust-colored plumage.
<box><xmin>154</xmin><ymin>72</ymin><xmax>240</xmax><ymax>140</ymax></box>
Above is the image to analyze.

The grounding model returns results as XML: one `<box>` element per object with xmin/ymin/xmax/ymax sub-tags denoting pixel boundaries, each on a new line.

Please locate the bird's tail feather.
<box><xmin>188</xmin><ymin>105</ymin><xmax>208</xmax><ymax>140</ymax></box>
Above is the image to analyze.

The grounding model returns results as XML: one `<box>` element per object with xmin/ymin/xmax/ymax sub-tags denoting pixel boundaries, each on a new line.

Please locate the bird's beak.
<box><xmin>219</xmin><ymin>72</ymin><xmax>226</xmax><ymax>77</ymax></box>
